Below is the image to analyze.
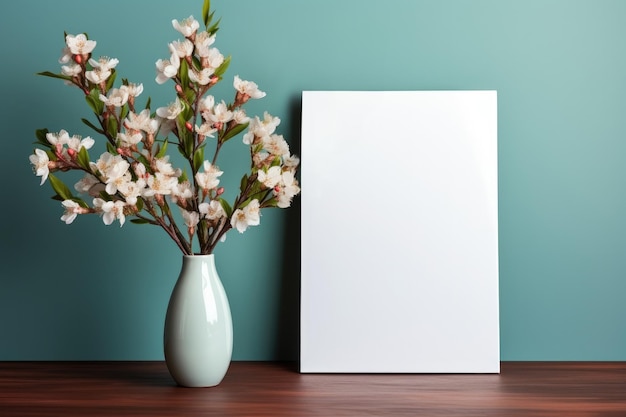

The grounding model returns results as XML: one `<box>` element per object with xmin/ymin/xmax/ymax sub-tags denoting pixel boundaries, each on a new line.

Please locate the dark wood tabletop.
<box><xmin>1</xmin><ymin>361</ymin><xmax>625</xmax><ymax>416</ymax></box>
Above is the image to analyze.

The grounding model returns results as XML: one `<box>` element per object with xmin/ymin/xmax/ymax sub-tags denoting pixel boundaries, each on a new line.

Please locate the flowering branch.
<box><xmin>29</xmin><ymin>0</ymin><xmax>300</xmax><ymax>256</ymax></box>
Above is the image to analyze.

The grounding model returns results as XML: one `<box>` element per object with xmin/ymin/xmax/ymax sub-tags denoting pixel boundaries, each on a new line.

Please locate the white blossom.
<box><xmin>243</xmin><ymin>112</ymin><xmax>280</xmax><ymax>145</ymax></box>
<box><xmin>283</xmin><ymin>154</ymin><xmax>300</xmax><ymax>171</ymax></box>
<box><xmin>205</xmin><ymin>47</ymin><xmax>224</xmax><ymax>69</ymax></box>
<box><xmin>170</xmin><ymin>39</ymin><xmax>194</xmax><ymax>58</ymax></box>
<box><xmin>117</xmin><ymin>177</ymin><xmax>146</xmax><ymax>206</ymax></box>
<box><xmin>263</xmin><ymin>134</ymin><xmax>290</xmax><ymax>157</ymax></box>
<box><xmin>181</xmin><ymin>208</ymin><xmax>200</xmax><ymax>229</ymax></box>
<box><xmin>60</xmin><ymin>200</ymin><xmax>82</xmax><ymax>224</ymax></box>
<box><xmin>46</xmin><ymin>130</ymin><xmax>70</xmax><ymax>147</ymax></box>
<box><xmin>61</xmin><ymin>63</ymin><xmax>82</xmax><ymax>77</ymax></box>
<box><xmin>154</xmin><ymin>156</ymin><xmax>180</xmax><ymax>177</ymax></box>
<box><xmin>156</xmin><ymin>97</ymin><xmax>183</xmax><ymax>120</ymax></box>
<box><xmin>75</xmin><ymin>174</ymin><xmax>104</xmax><ymax>196</ymax></box>
<box><xmin>274</xmin><ymin>171</ymin><xmax>300</xmax><ymax>208</ymax></box>
<box><xmin>199</xmin><ymin>95</ymin><xmax>215</xmax><ymax>114</ymax></box>
<box><xmin>172</xmin><ymin>15</ymin><xmax>200</xmax><ymax>38</ymax></box>
<box><xmin>125</xmin><ymin>109</ymin><xmax>159</xmax><ymax>134</ymax></box>
<box><xmin>117</xmin><ymin>132</ymin><xmax>143</xmax><ymax>147</ymax></box>
<box><xmin>66</xmin><ymin>134</ymin><xmax>95</xmax><ymax>152</ymax></box>
<box><xmin>233</xmin><ymin>109</ymin><xmax>250</xmax><ymax>125</ymax></box>
<box><xmin>29</xmin><ymin>149</ymin><xmax>50</xmax><ymax>185</ymax></box>
<box><xmin>93</xmin><ymin>198</ymin><xmax>126</xmax><ymax>226</ymax></box>
<box><xmin>199</xmin><ymin>200</ymin><xmax>225</xmax><ymax>221</ymax></box>
<box><xmin>85</xmin><ymin>68</ymin><xmax>112</xmax><ymax>84</ymax></box>
<box><xmin>88</xmin><ymin>56</ymin><xmax>119</xmax><ymax>72</ymax></box>
<box><xmin>234</xmin><ymin>75</ymin><xmax>266</xmax><ymax>100</ymax></box>
<box><xmin>145</xmin><ymin>172</ymin><xmax>178</xmax><ymax>196</ymax></box>
<box><xmin>195</xmin><ymin>122</ymin><xmax>217</xmax><ymax>138</ymax></box>
<box><xmin>230</xmin><ymin>199</ymin><xmax>260</xmax><ymax>233</ymax></box>
<box><xmin>155</xmin><ymin>45</ymin><xmax>180</xmax><ymax>85</ymax></box>
<box><xmin>195</xmin><ymin>161</ymin><xmax>223</xmax><ymax>191</ymax></box>
<box><xmin>189</xmin><ymin>67</ymin><xmax>215</xmax><ymax>86</ymax></box>
<box><xmin>65</xmin><ymin>34</ymin><xmax>96</xmax><ymax>55</ymax></box>
<box><xmin>59</xmin><ymin>46</ymin><xmax>72</xmax><ymax>64</ymax></box>
<box><xmin>99</xmin><ymin>87</ymin><xmax>129</xmax><ymax>107</ymax></box>
<box><xmin>194</xmin><ymin>31</ymin><xmax>216</xmax><ymax>57</ymax></box>
<box><xmin>203</xmin><ymin>101</ymin><xmax>233</xmax><ymax>125</ymax></box>
<box><xmin>121</xmin><ymin>83</ymin><xmax>143</xmax><ymax>99</ymax></box>
<box><xmin>257</xmin><ymin>166</ymin><xmax>282</xmax><ymax>189</ymax></box>
<box><xmin>171</xmin><ymin>181</ymin><xmax>193</xmax><ymax>204</ymax></box>
<box><xmin>94</xmin><ymin>152</ymin><xmax>130</xmax><ymax>195</ymax></box>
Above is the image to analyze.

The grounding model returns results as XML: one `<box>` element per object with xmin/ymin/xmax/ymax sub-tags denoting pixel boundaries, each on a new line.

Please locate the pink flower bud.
<box><xmin>175</xmin><ymin>84</ymin><xmax>183</xmax><ymax>95</ymax></box>
<box><xmin>216</xmin><ymin>187</ymin><xmax>224</xmax><ymax>196</ymax></box>
<box><xmin>73</xmin><ymin>54</ymin><xmax>83</xmax><ymax>64</ymax></box>
<box><xmin>185</xmin><ymin>121</ymin><xmax>193</xmax><ymax>132</ymax></box>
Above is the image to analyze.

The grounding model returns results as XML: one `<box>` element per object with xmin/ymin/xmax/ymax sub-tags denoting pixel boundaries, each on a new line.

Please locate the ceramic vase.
<box><xmin>164</xmin><ymin>254</ymin><xmax>233</xmax><ymax>387</ymax></box>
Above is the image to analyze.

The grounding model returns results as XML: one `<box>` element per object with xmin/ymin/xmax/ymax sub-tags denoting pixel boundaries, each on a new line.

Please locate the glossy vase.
<box><xmin>164</xmin><ymin>254</ymin><xmax>233</xmax><ymax>387</ymax></box>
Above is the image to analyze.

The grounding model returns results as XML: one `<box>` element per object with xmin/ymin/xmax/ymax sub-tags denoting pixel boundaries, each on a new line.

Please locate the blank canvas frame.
<box><xmin>300</xmin><ymin>90</ymin><xmax>499</xmax><ymax>373</ymax></box>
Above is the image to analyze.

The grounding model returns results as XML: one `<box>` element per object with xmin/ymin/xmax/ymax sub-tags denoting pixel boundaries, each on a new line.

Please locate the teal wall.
<box><xmin>1</xmin><ymin>0</ymin><xmax>625</xmax><ymax>361</ymax></box>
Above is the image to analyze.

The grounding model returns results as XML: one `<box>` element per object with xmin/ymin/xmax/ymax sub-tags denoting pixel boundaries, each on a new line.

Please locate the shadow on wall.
<box><xmin>274</xmin><ymin>94</ymin><xmax>303</xmax><ymax>362</ymax></box>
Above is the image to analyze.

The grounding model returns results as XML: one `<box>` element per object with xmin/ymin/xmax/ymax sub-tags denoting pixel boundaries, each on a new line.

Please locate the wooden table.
<box><xmin>1</xmin><ymin>362</ymin><xmax>625</xmax><ymax>416</ymax></box>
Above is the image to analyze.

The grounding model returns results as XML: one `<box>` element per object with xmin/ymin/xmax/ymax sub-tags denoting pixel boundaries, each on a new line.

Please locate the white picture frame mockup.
<box><xmin>300</xmin><ymin>90</ymin><xmax>499</xmax><ymax>373</ymax></box>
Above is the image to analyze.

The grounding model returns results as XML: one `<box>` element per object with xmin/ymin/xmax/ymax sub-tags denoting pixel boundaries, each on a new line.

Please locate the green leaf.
<box><xmin>193</xmin><ymin>146</ymin><xmax>205</xmax><ymax>172</ymax></box>
<box><xmin>239</xmin><ymin>174</ymin><xmax>249</xmax><ymax>192</ymax></box>
<box><xmin>81</xmin><ymin>118</ymin><xmax>105</xmax><ymax>135</ymax></box>
<box><xmin>179</xmin><ymin>59</ymin><xmax>190</xmax><ymax>91</ymax></box>
<box><xmin>106</xmin><ymin>116</ymin><xmax>118</xmax><ymax>138</ymax></box>
<box><xmin>35</xmin><ymin>128</ymin><xmax>50</xmax><ymax>146</ymax></box>
<box><xmin>105</xmin><ymin>70</ymin><xmax>117</xmax><ymax>91</ymax></box>
<box><xmin>99</xmin><ymin>191</ymin><xmax>112</xmax><ymax>201</ymax></box>
<box><xmin>85</xmin><ymin>88</ymin><xmax>104</xmax><ymax>115</ymax></box>
<box><xmin>144</xmin><ymin>96</ymin><xmax>152</xmax><ymax>110</ymax></box>
<box><xmin>71</xmin><ymin>197</ymin><xmax>90</xmax><ymax>209</ymax></box>
<box><xmin>207</xmin><ymin>16</ymin><xmax>221</xmax><ymax>36</ymax></box>
<box><xmin>177</xmin><ymin>114</ymin><xmax>194</xmax><ymax>157</ymax></box>
<box><xmin>218</xmin><ymin>198</ymin><xmax>233</xmax><ymax>218</ymax></box>
<box><xmin>156</xmin><ymin>139</ymin><xmax>169</xmax><ymax>159</ymax></box>
<box><xmin>202</xmin><ymin>0</ymin><xmax>211</xmax><ymax>27</ymax></box>
<box><xmin>137</xmin><ymin>155</ymin><xmax>151</xmax><ymax>171</ymax></box>
<box><xmin>106</xmin><ymin>142</ymin><xmax>117</xmax><ymax>154</ymax></box>
<box><xmin>184</xmin><ymin>88</ymin><xmax>196</xmax><ymax>108</ymax></box>
<box><xmin>177</xmin><ymin>144</ymin><xmax>187</xmax><ymax>159</ymax></box>
<box><xmin>76</xmin><ymin>147</ymin><xmax>91</xmax><ymax>170</ymax></box>
<box><xmin>37</xmin><ymin>71</ymin><xmax>73</xmax><ymax>82</ymax></box>
<box><xmin>130</xmin><ymin>218</ymin><xmax>151</xmax><ymax>225</ymax></box>
<box><xmin>213</xmin><ymin>55</ymin><xmax>230</xmax><ymax>78</ymax></box>
<box><xmin>119</xmin><ymin>104</ymin><xmax>129</xmax><ymax>120</ymax></box>
<box><xmin>48</xmin><ymin>174</ymin><xmax>73</xmax><ymax>201</ymax></box>
<box><xmin>271</xmin><ymin>155</ymin><xmax>282</xmax><ymax>167</ymax></box>
<box><xmin>222</xmin><ymin>121</ymin><xmax>249</xmax><ymax>143</ymax></box>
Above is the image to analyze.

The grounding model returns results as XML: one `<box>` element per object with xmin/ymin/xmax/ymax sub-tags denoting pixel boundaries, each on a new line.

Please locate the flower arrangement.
<box><xmin>29</xmin><ymin>0</ymin><xmax>300</xmax><ymax>255</ymax></box>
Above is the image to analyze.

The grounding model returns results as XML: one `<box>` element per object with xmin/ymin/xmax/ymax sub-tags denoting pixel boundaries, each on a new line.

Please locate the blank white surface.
<box><xmin>300</xmin><ymin>90</ymin><xmax>499</xmax><ymax>373</ymax></box>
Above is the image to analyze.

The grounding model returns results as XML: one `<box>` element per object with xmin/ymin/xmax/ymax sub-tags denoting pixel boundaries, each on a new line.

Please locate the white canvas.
<box><xmin>300</xmin><ymin>90</ymin><xmax>499</xmax><ymax>373</ymax></box>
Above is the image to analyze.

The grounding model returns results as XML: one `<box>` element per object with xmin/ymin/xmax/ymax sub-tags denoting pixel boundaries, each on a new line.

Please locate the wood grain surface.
<box><xmin>1</xmin><ymin>361</ymin><xmax>625</xmax><ymax>416</ymax></box>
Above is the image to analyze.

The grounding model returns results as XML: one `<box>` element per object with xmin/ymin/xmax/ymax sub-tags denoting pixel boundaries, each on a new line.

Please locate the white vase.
<box><xmin>164</xmin><ymin>254</ymin><xmax>233</xmax><ymax>387</ymax></box>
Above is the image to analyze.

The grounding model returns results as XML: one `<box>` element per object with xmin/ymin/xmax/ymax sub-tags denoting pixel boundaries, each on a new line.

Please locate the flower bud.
<box><xmin>73</xmin><ymin>54</ymin><xmax>83</xmax><ymax>64</ymax></box>
<box><xmin>185</xmin><ymin>121</ymin><xmax>193</xmax><ymax>132</ymax></box>
<box><xmin>216</xmin><ymin>187</ymin><xmax>224</xmax><ymax>196</ymax></box>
